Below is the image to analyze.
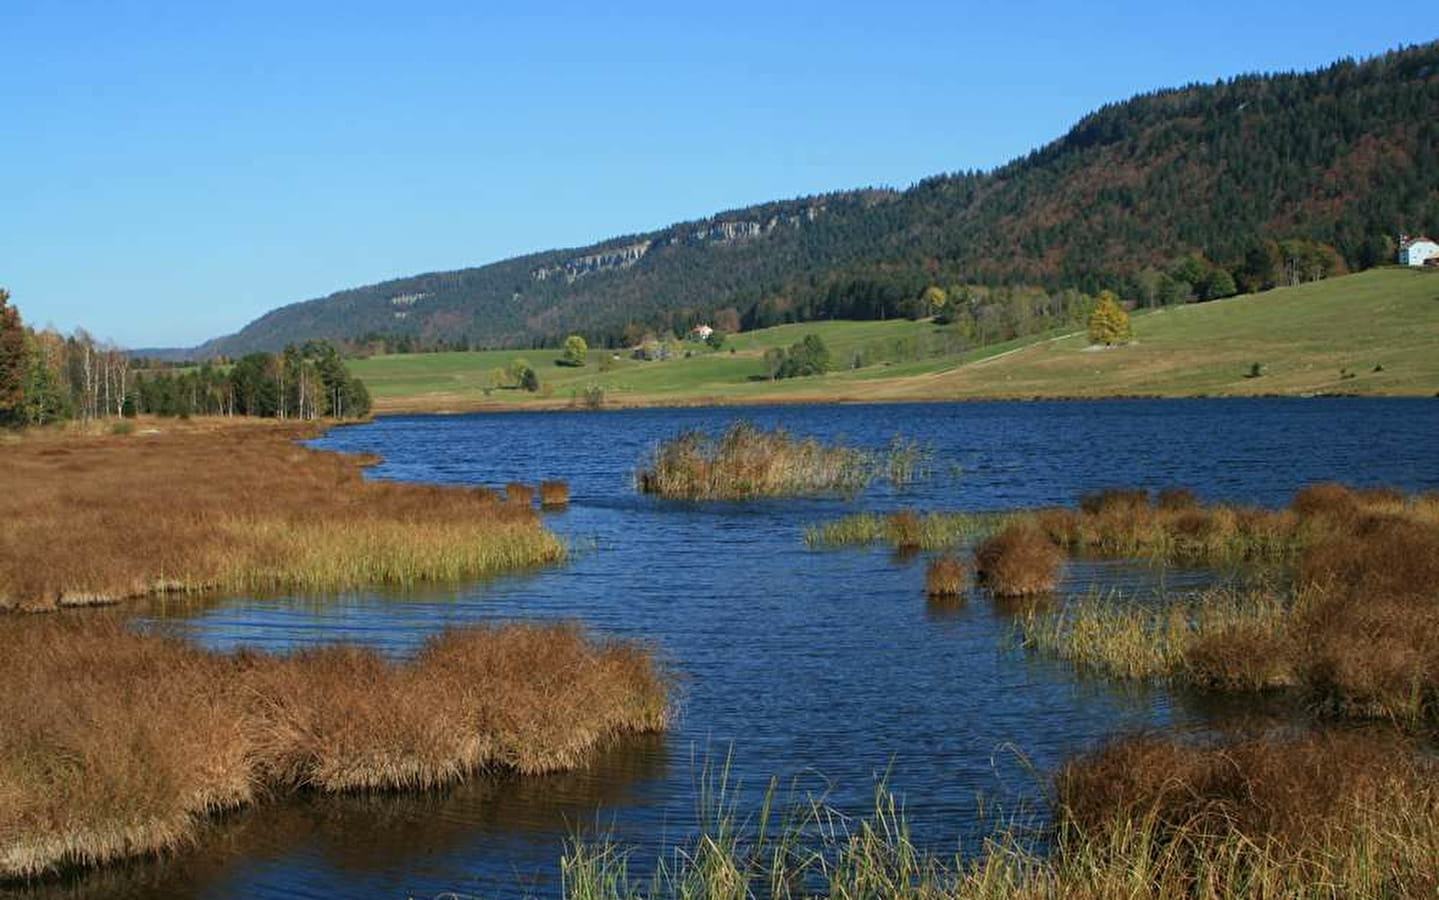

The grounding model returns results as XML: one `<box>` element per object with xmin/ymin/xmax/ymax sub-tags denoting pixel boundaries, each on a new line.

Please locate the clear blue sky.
<box><xmin>1</xmin><ymin>1</ymin><xmax>1425</xmax><ymax>347</ymax></box>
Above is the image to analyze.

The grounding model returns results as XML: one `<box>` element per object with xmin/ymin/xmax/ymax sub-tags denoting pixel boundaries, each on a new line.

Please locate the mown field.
<box><xmin>350</xmin><ymin>268</ymin><xmax>1439</xmax><ymax>412</ymax></box>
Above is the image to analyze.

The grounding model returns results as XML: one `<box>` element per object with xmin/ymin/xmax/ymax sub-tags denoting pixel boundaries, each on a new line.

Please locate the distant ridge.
<box><xmin>158</xmin><ymin>42</ymin><xmax>1439</xmax><ymax>360</ymax></box>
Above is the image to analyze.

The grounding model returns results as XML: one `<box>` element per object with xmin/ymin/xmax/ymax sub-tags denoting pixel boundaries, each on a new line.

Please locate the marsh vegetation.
<box><xmin>562</xmin><ymin>730</ymin><xmax>1439</xmax><ymax>899</ymax></box>
<box><xmin>0</xmin><ymin>419</ymin><xmax>567</xmax><ymax>611</ymax></box>
<box><xmin>0</xmin><ymin>615</ymin><xmax>668</xmax><ymax>880</ymax></box>
<box><xmin>636</xmin><ymin>421</ymin><xmax>927</xmax><ymax>500</ymax></box>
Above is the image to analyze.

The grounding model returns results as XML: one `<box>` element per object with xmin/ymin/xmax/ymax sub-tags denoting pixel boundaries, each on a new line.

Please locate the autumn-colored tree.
<box><xmin>0</xmin><ymin>288</ymin><xmax>29</xmax><ymax>422</ymax></box>
<box><xmin>1087</xmin><ymin>290</ymin><xmax>1132</xmax><ymax>345</ymax></box>
<box><xmin>921</xmin><ymin>285</ymin><xmax>948</xmax><ymax>318</ymax></box>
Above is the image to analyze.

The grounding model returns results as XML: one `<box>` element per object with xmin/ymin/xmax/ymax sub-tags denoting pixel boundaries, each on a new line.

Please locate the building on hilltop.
<box><xmin>1399</xmin><ymin>235</ymin><xmax>1439</xmax><ymax>267</ymax></box>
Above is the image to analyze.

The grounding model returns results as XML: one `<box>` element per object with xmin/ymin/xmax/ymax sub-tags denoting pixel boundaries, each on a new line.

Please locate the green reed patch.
<box><xmin>1016</xmin><ymin>586</ymin><xmax>1297</xmax><ymax>686</ymax></box>
<box><xmin>636</xmin><ymin>422</ymin><xmax>930</xmax><ymax>500</ymax></box>
<box><xmin>805</xmin><ymin>510</ymin><xmax>1003</xmax><ymax>550</ymax></box>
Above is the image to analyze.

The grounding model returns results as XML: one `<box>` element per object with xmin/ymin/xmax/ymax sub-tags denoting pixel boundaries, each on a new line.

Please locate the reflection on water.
<box><xmin>14</xmin><ymin>399</ymin><xmax>1438</xmax><ymax>900</ymax></box>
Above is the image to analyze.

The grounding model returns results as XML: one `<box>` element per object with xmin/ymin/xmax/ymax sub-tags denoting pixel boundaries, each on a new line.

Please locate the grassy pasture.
<box><xmin>350</xmin><ymin>268</ymin><xmax>1439</xmax><ymax>412</ymax></box>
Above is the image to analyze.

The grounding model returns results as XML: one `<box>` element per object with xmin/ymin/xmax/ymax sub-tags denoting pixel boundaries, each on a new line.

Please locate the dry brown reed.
<box><xmin>1292</xmin><ymin>513</ymin><xmax>1439</xmax><ymax>721</ymax></box>
<box><xmin>925</xmin><ymin>555</ymin><xmax>968</xmax><ymax>598</ymax></box>
<box><xmin>0</xmin><ymin>614</ymin><xmax>668</xmax><ymax>879</ymax></box>
<box><xmin>540</xmin><ymin>480</ymin><xmax>571</xmax><ymax>508</ymax></box>
<box><xmin>1055</xmin><ymin>730</ymin><xmax>1439</xmax><ymax>884</ymax></box>
<box><xmin>505</xmin><ymin>481</ymin><xmax>536</xmax><ymax>506</ymax></box>
<box><xmin>0</xmin><ymin>419</ymin><xmax>566</xmax><ymax>612</ymax></box>
<box><xmin>974</xmin><ymin>525</ymin><xmax>1064</xmax><ymax>596</ymax></box>
<box><xmin>891</xmin><ymin>509</ymin><xmax>923</xmax><ymax>551</ymax></box>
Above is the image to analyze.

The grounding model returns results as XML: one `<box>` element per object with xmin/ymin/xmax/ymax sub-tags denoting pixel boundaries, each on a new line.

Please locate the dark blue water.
<box><xmin>20</xmin><ymin>399</ymin><xmax>1439</xmax><ymax>900</ymax></box>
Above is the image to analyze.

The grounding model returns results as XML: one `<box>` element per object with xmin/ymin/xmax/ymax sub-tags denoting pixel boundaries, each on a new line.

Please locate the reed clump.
<box><xmin>925</xmin><ymin>555</ymin><xmax>968</xmax><ymax>598</ymax></box>
<box><xmin>636</xmin><ymin>421</ymin><xmax>927</xmax><ymax>500</ymax></box>
<box><xmin>0</xmin><ymin>615</ymin><xmax>668</xmax><ymax>879</ymax></box>
<box><xmin>505</xmin><ymin>481</ymin><xmax>536</xmax><ymax>506</ymax></box>
<box><xmin>1017</xmin><ymin>485</ymin><xmax>1439</xmax><ymax>724</ymax></box>
<box><xmin>1018</xmin><ymin>586</ymin><xmax>1298</xmax><ymax>687</ymax></box>
<box><xmin>1045</xmin><ymin>730</ymin><xmax>1439</xmax><ymax>897</ymax></box>
<box><xmin>540</xmin><ymin>480</ymin><xmax>571</xmax><ymax>508</ymax></box>
<box><xmin>0</xmin><ymin>419</ymin><xmax>567</xmax><ymax>612</ymax></box>
<box><xmin>974</xmin><ymin>525</ymin><xmax>1064</xmax><ymax>597</ymax></box>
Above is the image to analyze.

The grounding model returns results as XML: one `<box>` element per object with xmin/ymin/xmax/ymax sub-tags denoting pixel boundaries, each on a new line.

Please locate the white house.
<box><xmin>691</xmin><ymin>324</ymin><xmax>715</xmax><ymax>341</ymax></box>
<box><xmin>1399</xmin><ymin>236</ymin><xmax>1439</xmax><ymax>267</ymax></box>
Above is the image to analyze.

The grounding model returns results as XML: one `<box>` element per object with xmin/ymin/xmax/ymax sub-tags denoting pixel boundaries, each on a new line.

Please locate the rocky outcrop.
<box><xmin>531</xmin><ymin>204</ymin><xmax>827</xmax><ymax>284</ymax></box>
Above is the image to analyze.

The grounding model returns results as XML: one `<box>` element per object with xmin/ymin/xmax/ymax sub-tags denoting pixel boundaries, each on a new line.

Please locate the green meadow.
<box><xmin>350</xmin><ymin>268</ymin><xmax>1439</xmax><ymax>412</ymax></box>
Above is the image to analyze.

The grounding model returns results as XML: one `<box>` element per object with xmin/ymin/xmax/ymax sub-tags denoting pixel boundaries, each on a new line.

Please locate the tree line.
<box><xmin>0</xmin><ymin>289</ymin><xmax>369</xmax><ymax>427</ymax></box>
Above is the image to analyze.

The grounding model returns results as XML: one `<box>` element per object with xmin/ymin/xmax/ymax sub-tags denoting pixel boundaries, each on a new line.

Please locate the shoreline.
<box><xmin>370</xmin><ymin>388</ymin><xmax>1437</xmax><ymax>416</ymax></box>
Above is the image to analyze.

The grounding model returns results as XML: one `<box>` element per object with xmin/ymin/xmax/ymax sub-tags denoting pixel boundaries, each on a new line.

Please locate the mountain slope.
<box><xmin>183</xmin><ymin>42</ymin><xmax>1439</xmax><ymax>359</ymax></box>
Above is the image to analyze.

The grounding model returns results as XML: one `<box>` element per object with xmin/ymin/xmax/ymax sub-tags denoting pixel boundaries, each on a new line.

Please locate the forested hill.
<box><xmin>176</xmin><ymin>42</ymin><xmax>1439</xmax><ymax>359</ymax></box>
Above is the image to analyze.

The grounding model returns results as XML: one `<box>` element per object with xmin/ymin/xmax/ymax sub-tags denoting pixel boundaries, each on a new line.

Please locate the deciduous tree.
<box><xmin>558</xmin><ymin>334</ymin><xmax>588</xmax><ymax>367</ymax></box>
<box><xmin>1087</xmin><ymin>291</ymin><xmax>1132</xmax><ymax>345</ymax></box>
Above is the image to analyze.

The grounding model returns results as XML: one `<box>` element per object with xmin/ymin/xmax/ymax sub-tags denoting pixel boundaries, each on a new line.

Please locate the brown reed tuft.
<box><xmin>1079</xmin><ymin>487</ymin><xmax>1150</xmax><ymax>516</ymax></box>
<box><xmin>974</xmin><ymin>524</ymin><xmax>1064</xmax><ymax>596</ymax></box>
<box><xmin>924</xmin><ymin>554</ymin><xmax>968</xmax><ymax>598</ymax></box>
<box><xmin>1292</xmin><ymin>481</ymin><xmax>1362</xmax><ymax>523</ymax></box>
<box><xmin>0</xmin><ymin>614</ymin><xmax>668</xmax><ymax>879</ymax></box>
<box><xmin>1155</xmin><ymin>486</ymin><xmax>1199</xmax><ymax>510</ymax></box>
<box><xmin>539</xmin><ymin>480</ymin><xmax>571</xmax><ymax>508</ymax></box>
<box><xmin>1055</xmin><ymin>730</ymin><xmax>1435</xmax><ymax>855</ymax></box>
<box><xmin>0</xmin><ymin>419</ymin><xmax>566</xmax><ymax>612</ymax></box>
<box><xmin>889</xmin><ymin>509</ymin><xmax>923</xmax><ymax>551</ymax></box>
<box><xmin>504</xmin><ymin>481</ymin><xmax>536</xmax><ymax>506</ymax></box>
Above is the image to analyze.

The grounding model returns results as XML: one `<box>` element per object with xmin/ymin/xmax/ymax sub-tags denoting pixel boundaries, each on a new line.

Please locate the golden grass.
<box><xmin>540</xmin><ymin>480</ymin><xmax>572</xmax><ymax>508</ymax></box>
<box><xmin>636</xmin><ymin>421</ymin><xmax>925</xmax><ymax>500</ymax></box>
<box><xmin>925</xmin><ymin>555</ymin><xmax>968</xmax><ymax>598</ymax></box>
<box><xmin>0</xmin><ymin>418</ymin><xmax>566</xmax><ymax>611</ymax></box>
<box><xmin>0</xmin><ymin>614</ymin><xmax>668</xmax><ymax>879</ymax></box>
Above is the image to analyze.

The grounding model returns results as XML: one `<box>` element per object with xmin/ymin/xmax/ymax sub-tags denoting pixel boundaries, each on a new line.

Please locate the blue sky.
<box><xmin>1</xmin><ymin>2</ymin><xmax>1427</xmax><ymax>347</ymax></box>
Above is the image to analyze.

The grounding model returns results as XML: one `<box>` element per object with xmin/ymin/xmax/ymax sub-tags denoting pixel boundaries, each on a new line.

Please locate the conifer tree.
<box><xmin>0</xmin><ymin>288</ymin><xmax>29</xmax><ymax>422</ymax></box>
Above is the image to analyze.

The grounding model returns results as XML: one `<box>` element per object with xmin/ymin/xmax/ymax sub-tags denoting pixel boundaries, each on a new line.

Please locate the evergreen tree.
<box><xmin>0</xmin><ymin>288</ymin><xmax>27</xmax><ymax>423</ymax></box>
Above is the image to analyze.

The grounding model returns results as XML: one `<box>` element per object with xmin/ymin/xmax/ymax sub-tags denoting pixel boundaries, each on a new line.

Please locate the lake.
<box><xmin>19</xmin><ymin>398</ymin><xmax>1439</xmax><ymax>900</ymax></box>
